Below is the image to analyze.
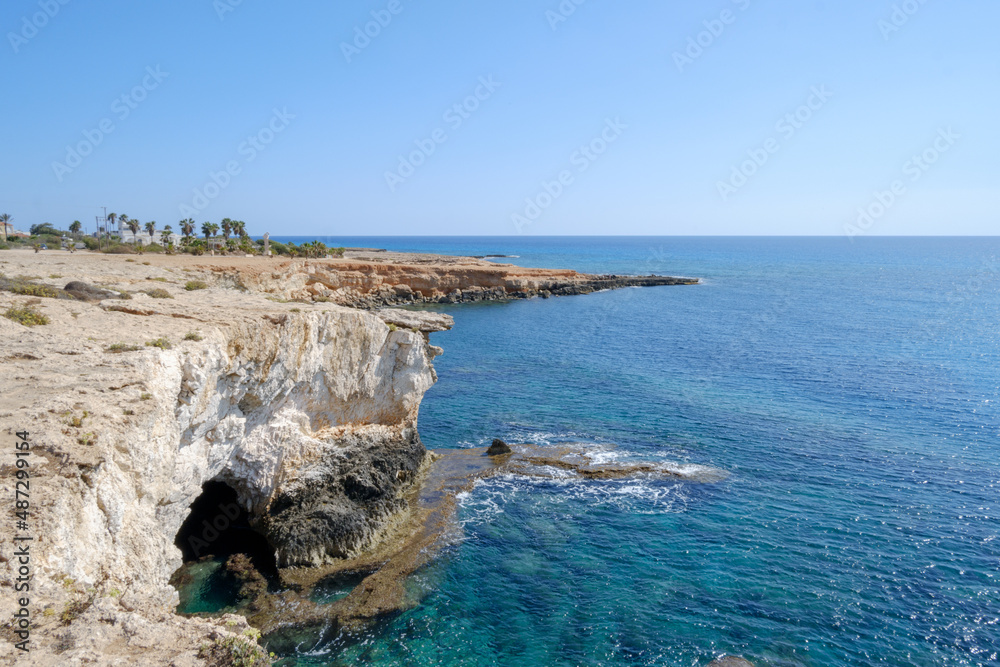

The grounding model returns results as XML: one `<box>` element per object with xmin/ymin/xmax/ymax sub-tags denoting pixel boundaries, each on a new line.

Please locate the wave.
<box><xmin>456</xmin><ymin>473</ymin><xmax>694</xmax><ymax>526</ymax></box>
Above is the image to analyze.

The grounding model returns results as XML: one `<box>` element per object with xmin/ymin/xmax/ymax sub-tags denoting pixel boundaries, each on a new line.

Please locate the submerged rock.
<box><xmin>224</xmin><ymin>553</ymin><xmax>268</xmax><ymax>602</ymax></box>
<box><xmin>487</xmin><ymin>438</ymin><xmax>512</xmax><ymax>456</ymax></box>
<box><xmin>707</xmin><ymin>656</ymin><xmax>754</xmax><ymax>667</ymax></box>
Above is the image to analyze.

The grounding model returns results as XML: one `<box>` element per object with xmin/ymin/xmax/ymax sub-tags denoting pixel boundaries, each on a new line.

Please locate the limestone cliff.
<box><xmin>0</xmin><ymin>251</ymin><xmax>450</xmax><ymax>664</ymax></box>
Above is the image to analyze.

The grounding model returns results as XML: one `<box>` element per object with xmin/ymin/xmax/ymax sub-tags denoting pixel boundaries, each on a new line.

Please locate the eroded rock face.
<box><xmin>0</xmin><ymin>251</ymin><xmax>449</xmax><ymax>661</ymax></box>
<box><xmin>31</xmin><ymin>307</ymin><xmax>442</xmax><ymax>586</ymax></box>
<box><xmin>265</xmin><ymin>425</ymin><xmax>426</xmax><ymax>565</ymax></box>
<box><xmin>212</xmin><ymin>256</ymin><xmax>698</xmax><ymax>308</ymax></box>
<box><xmin>167</xmin><ymin>309</ymin><xmax>443</xmax><ymax>570</ymax></box>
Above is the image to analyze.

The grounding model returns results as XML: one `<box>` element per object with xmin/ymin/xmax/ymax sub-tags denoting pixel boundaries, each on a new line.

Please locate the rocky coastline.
<box><xmin>0</xmin><ymin>248</ymin><xmax>699</xmax><ymax>665</ymax></box>
<box><xmin>201</xmin><ymin>248</ymin><xmax>699</xmax><ymax>309</ymax></box>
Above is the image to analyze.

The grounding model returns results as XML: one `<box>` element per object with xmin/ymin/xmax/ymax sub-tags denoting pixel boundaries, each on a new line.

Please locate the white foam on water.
<box><xmin>530</xmin><ymin>464</ymin><xmax>576</xmax><ymax>479</ymax></box>
<box><xmin>583</xmin><ymin>448</ymin><xmax>623</xmax><ymax>465</ymax></box>
<box><xmin>456</xmin><ymin>472</ymin><xmax>693</xmax><ymax>528</ymax></box>
<box><xmin>456</xmin><ymin>477</ymin><xmax>511</xmax><ymax>526</ymax></box>
<box><xmin>661</xmin><ymin>462</ymin><xmax>729</xmax><ymax>482</ymax></box>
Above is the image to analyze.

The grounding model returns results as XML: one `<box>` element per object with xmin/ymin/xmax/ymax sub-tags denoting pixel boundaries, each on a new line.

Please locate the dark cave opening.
<box><xmin>174</xmin><ymin>480</ymin><xmax>278</xmax><ymax>577</ymax></box>
<box><xmin>171</xmin><ymin>481</ymin><xmax>280</xmax><ymax>614</ymax></box>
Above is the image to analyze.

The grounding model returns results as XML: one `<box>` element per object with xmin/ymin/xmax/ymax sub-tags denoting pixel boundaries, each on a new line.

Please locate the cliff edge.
<box><xmin>0</xmin><ymin>251</ymin><xmax>449</xmax><ymax>665</ymax></box>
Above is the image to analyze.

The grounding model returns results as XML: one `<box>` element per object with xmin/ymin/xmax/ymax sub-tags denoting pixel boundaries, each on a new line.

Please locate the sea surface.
<box><xmin>259</xmin><ymin>237</ymin><xmax>1000</xmax><ymax>665</ymax></box>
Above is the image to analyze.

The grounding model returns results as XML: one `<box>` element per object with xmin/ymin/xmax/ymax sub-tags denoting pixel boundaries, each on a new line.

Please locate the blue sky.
<box><xmin>2</xmin><ymin>0</ymin><xmax>997</xmax><ymax>236</ymax></box>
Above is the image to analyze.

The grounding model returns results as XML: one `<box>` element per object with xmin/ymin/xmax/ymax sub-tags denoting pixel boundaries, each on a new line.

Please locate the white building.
<box><xmin>120</xmin><ymin>231</ymin><xmax>182</xmax><ymax>246</ymax></box>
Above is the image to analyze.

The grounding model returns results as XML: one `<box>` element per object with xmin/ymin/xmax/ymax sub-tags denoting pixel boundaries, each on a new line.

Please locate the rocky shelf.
<box><xmin>201</xmin><ymin>249</ymin><xmax>700</xmax><ymax>309</ymax></box>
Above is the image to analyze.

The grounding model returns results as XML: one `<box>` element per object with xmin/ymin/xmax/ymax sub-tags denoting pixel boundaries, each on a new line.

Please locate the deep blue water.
<box><xmin>272</xmin><ymin>237</ymin><xmax>1000</xmax><ymax>666</ymax></box>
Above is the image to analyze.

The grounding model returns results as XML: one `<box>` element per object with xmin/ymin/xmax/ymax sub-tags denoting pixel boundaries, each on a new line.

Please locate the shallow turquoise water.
<box><xmin>269</xmin><ymin>237</ymin><xmax>1000</xmax><ymax>665</ymax></box>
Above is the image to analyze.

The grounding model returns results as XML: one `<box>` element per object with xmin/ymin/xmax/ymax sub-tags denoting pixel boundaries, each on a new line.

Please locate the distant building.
<box><xmin>2</xmin><ymin>223</ymin><xmax>29</xmax><ymax>238</ymax></box>
<box><xmin>120</xmin><ymin>231</ymin><xmax>182</xmax><ymax>246</ymax></box>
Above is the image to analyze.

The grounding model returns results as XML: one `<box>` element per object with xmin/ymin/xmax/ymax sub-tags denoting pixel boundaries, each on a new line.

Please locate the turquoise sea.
<box><xmin>268</xmin><ymin>237</ymin><xmax>1000</xmax><ymax>665</ymax></box>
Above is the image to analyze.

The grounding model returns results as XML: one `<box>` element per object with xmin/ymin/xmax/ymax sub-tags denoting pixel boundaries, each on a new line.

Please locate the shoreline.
<box><xmin>0</xmin><ymin>248</ymin><xmax>698</xmax><ymax>664</ymax></box>
<box><xmin>1</xmin><ymin>246</ymin><xmax>699</xmax><ymax>309</ymax></box>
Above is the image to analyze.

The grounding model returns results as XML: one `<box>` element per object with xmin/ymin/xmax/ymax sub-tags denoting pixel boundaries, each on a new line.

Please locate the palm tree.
<box><xmin>160</xmin><ymin>225</ymin><xmax>173</xmax><ymax>246</ymax></box>
<box><xmin>126</xmin><ymin>219</ymin><xmax>141</xmax><ymax>245</ymax></box>
<box><xmin>106</xmin><ymin>212</ymin><xmax>117</xmax><ymax>236</ymax></box>
<box><xmin>0</xmin><ymin>213</ymin><xmax>10</xmax><ymax>242</ymax></box>
<box><xmin>180</xmin><ymin>219</ymin><xmax>195</xmax><ymax>245</ymax></box>
<box><xmin>221</xmin><ymin>218</ymin><xmax>233</xmax><ymax>242</ymax></box>
<box><xmin>202</xmin><ymin>222</ymin><xmax>219</xmax><ymax>243</ymax></box>
<box><xmin>145</xmin><ymin>221</ymin><xmax>156</xmax><ymax>238</ymax></box>
<box><xmin>69</xmin><ymin>220</ymin><xmax>82</xmax><ymax>236</ymax></box>
<box><xmin>232</xmin><ymin>220</ymin><xmax>246</xmax><ymax>239</ymax></box>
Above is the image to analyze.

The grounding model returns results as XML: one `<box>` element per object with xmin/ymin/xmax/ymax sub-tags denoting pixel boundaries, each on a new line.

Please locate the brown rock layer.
<box><xmin>205</xmin><ymin>251</ymin><xmax>698</xmax><ymax>307</ymax></box>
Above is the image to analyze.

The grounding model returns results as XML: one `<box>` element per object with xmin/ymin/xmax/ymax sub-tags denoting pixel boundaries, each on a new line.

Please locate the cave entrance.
<box><xmin>172</xmin><ymin>481</ymin><xmax>278</xmax><ymax>614</ymax></box>
<box><xmin>175</xmin><ymin>480</ymin><xmax>277</xmax><ymax>573</ymax></box>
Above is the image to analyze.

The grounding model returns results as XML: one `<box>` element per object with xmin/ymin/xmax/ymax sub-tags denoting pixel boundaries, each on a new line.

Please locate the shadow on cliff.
<box><xmin>170</xmin><ymin>481</ymin><xmax>279</xmax><ymax>614</ymax></box>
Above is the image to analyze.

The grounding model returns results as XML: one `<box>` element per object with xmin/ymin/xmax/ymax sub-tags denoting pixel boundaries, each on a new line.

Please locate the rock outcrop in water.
<box><xmin>487</xmin><ymin>438</ymin><xmax>512</xmax><ymax>455</ymax></box>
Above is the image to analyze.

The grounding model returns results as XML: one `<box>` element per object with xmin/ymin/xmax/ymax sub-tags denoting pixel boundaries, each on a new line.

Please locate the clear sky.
<box><xmin>2</xmin><ymin>0</ymin><xmax>997</xmax><ymax>236</ymax></box>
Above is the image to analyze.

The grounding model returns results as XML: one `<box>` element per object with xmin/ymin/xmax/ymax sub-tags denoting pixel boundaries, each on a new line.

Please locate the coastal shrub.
<box><xmin>107</xmin><ymin>343</ymin><xmax>142</xmax><ymax>353</ymax></box>
<box><xmin>145</xmin><ymin>337</ymin><xmax>172</xmax><ymax>350</ymax></box>
<box><xmin>60</xmin><ymin>597</ymin><xmax>94</xmax><ymax>625</ymax></box>
<box><xmin>81</xmin><ymin>237</ymin><xmax>100</xmax><ymax>251</ymax></box>
<box><xmin>144</xmin><ymin>244</ymin><xmax>164</xmax><ymax>254</ymax></box>
<box><xmin>4</xmin><ymin>305</ymin><xmax>49</xmax><ymax>326</ymax></box>
<box><xmin>332</xmin><ymin>247</ymin><xmax>346</xmax><ymax>258</ymax></box>
<box><xmin>0</xmin><ymin>276</ymin><xmax>64</xmax><ymax>299</ymax></box>
<box><xmin>239</xmin><ymin>241</ymin><xmax>258</xmax><ymax>255</ymax></box>
<box><xmin>184</xmin><ymin>331</ymin><xmax>203</xmax><ymax>341</ymax></box>
<box><xmin>199</xmin><ymin>630</ymin><xmax>271</xmax><ymax>667</ymax></box>
<box><xmin>140</xmin><ymin>392</ymin><xmax>152</xmax><ymax>401</ymax></box>
<box><xmin>103</xmin><ymin>244</ymin><xmax>135</xmax><ymax>254</ymax></box>
<box><xmin>185</xmin><ymin>280</ymin><xmax>208</xmax><ymax>291</ymax></box>
<box><xmin>387</xmin><ymin>323</ymin><xmax>398</xmax><ymax>332</ymax></box>
<box><xmin>269</xmin><ymin>241</ymin><xmax>289</xmax><ymax>256</ymax></box>
<box><xmin>149</xmin><ymin>277</ymin><xmax>170</xmax><ymax>282</ymax></box>
<box><xmin>144</xmin><ymin>288</ymin><xmax>172</xmax><ymax>299</ymax></box>
<box><xmin>0</xmin><ymin>243</ymin><xmax>10</xmax><ymax>250</ymax></box>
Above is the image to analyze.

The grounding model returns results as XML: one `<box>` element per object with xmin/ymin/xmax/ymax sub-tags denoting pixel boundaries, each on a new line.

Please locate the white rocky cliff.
<box><xmin>0</xmin><ymin>253</ymin><xmax>451</xmax><ymax>665</ymax></box>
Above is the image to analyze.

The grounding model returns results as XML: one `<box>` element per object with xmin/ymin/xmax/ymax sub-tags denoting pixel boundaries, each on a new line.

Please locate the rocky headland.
<box><xmin>0</xmin><ymin>248</ymin><xmax>699</xmax><ymax>665</ymax></box>
<box><xmin>202</xmin><ymin>248</ymin><xmax>699</xmax><ymax>307</ymax></box>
